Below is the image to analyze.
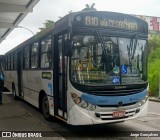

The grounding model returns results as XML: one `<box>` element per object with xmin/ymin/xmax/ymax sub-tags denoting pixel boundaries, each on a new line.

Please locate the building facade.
<box><xmin>134</xmin><ymin>15</ymin><xmax>160</xmax><ymax>34</ymax></box>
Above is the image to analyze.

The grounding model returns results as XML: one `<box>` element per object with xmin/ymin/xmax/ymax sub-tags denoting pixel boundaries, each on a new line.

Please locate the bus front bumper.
<box><xmin>67</xmin><ymin>100</ymin><xmax>148</xmax><ymax>125</ymax></box>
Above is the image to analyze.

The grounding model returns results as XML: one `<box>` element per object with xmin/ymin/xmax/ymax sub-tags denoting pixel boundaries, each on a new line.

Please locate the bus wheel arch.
<box><xmin>39</xmin><ymin>90</ymin><xmax>52</xmax><ymax>120</ymax></box>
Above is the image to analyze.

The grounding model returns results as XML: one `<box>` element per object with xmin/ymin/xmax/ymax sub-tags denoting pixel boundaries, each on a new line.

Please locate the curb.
<box><xmin>149</xmin><ymin>98</ymin><xmax>160</xmax><ymax>103</ymax></box>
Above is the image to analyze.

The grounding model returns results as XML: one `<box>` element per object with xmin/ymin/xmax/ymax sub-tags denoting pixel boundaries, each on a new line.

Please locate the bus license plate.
<box><xmin>113</xmin><ymin>111</ymin><xmax>125</xmax><ymax>118</ymax></box>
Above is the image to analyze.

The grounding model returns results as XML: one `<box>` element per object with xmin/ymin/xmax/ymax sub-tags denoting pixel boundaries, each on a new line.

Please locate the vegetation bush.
<box><xmin>148</xmin><ymin>58</ymin><xmax>160</xmax><ymax>96</ymax></box>
<box><xmin>148</xmin><ymin>35</ymin><xmax>160</xmax><ymax>97</ymax></box>
<box><xmin>148</xmin><ymin>34</ymin><xmax>160</xmax><ymax>54</ymax></box>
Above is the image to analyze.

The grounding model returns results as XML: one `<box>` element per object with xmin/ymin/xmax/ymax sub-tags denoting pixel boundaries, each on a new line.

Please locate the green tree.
<box><xmin>148</xmin><ymin>34</ymin><xmax>160</xmax><ymax>55</ymax></box>
<box><xmin>82</xmin><ymin>3</ymin><xmax>97</xmax><ymax>11</ymax></box>
<box><xmin>39</xmin><ymin>20</ymin><xmax>54</xmax><ymax>31</ymax></box>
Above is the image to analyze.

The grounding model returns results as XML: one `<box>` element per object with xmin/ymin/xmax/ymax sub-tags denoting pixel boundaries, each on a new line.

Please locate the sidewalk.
<box><xmin>0</xmin><ymin>93</ymin><xmax>64</xmax><ymax>139</ymax></box>
<box><xmin>0</xmin><ymin>92</ymin><xmax>54</xmax><ymax>131</ymax></box>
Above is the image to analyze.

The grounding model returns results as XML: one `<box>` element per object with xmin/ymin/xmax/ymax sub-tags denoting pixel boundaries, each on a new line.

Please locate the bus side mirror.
<box><xmin>65</xmin><ymin>40</ymin><xmax>72</xmax><ymax>56</ymax></box>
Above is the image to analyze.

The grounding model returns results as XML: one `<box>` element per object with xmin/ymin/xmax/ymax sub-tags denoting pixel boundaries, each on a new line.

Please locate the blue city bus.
<box><xmin>4</xmin><ymin>11</ymin><xmax>148</xmax><ymax>125</ymax></box>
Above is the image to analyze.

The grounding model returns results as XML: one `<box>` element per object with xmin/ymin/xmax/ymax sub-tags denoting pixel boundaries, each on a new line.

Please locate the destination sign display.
<box><xmin>84</xmin><ymin>16</ymin><xmax>137</xmax><ymax>30</ymax></box>
<box><xmin>72</xmin><ymin>12</ymin><xmax>148</xmax><ymax>33</ymax></box>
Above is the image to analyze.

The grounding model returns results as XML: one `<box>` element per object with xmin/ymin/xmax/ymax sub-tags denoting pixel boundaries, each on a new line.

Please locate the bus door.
<box><xmin>17</xmin><ymin>51</ymin><xmax>23</xmax><ymax>97</ymax></box>
<box><xmin>53</xmin><ymin>33</ymin><xmax>68</xmax><ymax>119</ymax></box>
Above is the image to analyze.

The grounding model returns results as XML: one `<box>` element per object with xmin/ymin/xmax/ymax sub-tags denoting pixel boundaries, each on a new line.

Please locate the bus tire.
<box><xmin>12</xmin><ymin>84</ymin><xmax>18</xmax><ymax>100</ymax></box>
<box><xmin>42</xmin><ymin>95</ymin><xmax>52</xmax><ymax>121</ymax></box>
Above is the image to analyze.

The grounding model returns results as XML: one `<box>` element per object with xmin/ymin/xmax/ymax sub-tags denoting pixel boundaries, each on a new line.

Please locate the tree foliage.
<box><xmin>39</xmin><ymin>20</ymin><xmax>54</xmax><ymax>31</ymax></box>
<box><xmin>148</xmin><ymin>34</ymin><xmax>160</xmax><ymax>55</ymax></box>
<box><xmin>148</xmin><ymin>34</ymin><xmax>160</xmax><ymax>97</ymax></box>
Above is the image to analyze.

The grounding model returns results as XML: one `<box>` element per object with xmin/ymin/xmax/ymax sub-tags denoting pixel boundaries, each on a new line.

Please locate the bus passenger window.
<box><xmin>10</xmin><ymin>53</ymin><xmax>14</xmax><ymax>70</ymax></box>
<box><xmin>24</xmin><ymin>47</ymin><xmax>30</xmax><ymax>69</ymax></box>
<box><xmin>31</xmin><ymin>42</ymin><xmax>39</xmax><ymax>69</ymax></box>
<box><xmin>7</xmin><ymin>55</ymin><xmax>11</xmax><ymax>70</ymax></box>
<box><xmin>40</xmin><ymin>35</ymin><xmax>51</xmax><ymax>68</ymax></box>
<box><xmin>13</xmin><ymin>52</ymin><xmax>17</xmax><ymax>70</ymax></box>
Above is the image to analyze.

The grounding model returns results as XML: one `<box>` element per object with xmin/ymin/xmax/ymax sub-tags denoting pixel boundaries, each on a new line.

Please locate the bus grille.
<box><xmin>95</xmin><ymin>108</ymin><xmax>139</xmax><ymax>120</ymax></box>
<box><xmin>89</xmin><ymin>89</ymin><xmax>144</xmax><ymax>96</ymax></box>
<box><xmin>97</xmin><ymin>102</ymin><xmax>138</xmax><ymax>108</ymax></box>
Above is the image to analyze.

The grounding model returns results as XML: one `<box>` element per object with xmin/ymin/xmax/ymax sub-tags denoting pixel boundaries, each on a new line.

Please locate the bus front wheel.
<box><xmin>41</xmin><ymin>95</ymin><xmax>52</xmax><ymax>121</ymax></box>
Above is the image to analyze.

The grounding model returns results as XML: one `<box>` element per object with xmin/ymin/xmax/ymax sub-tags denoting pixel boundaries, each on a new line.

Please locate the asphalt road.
<box><xmin>1</xmin><ymin>94</ymin><xmax>160</xmax><ymax>140</ymax></box>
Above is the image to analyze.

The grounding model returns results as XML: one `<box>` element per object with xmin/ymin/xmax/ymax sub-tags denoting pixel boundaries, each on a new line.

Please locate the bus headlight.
<box><xmin>80</xmin><ymin>100</ymin><xmax>88</xmax><ymax>108</ymax></box>
<box><xmin>138</xmin><ymin>95</ymin><xmax>148</xmax><ymax>106</ymax></box>
<box><xmin>71</xmin><ymin>92</ymin><xmax>96</xmax><ymax>111</ymax></box>
<box><xmin>90</xmin><ymin>104</ymin><xmax>96</xmax><ymax>111</ymax></box>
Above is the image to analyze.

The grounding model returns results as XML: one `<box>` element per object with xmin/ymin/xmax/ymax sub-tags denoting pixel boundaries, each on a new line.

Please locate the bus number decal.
<box><xmin>98</xmin><ymin>100</ymin><xmax>108</xmax><ymax>104</ymax></box>
<box><xmin>85</xmin><ymin>16</ymin><xmax>98</xmax><ymax>26</ymax></box>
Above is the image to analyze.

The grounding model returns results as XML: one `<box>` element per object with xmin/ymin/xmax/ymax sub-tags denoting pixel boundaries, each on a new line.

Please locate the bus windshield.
<box><xmin>70</xmin><ymin>34</ymin><xmax>147</xmax><ymax>86</ymax></box>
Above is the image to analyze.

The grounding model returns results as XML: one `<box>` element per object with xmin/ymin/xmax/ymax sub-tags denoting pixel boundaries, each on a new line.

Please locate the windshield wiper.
<box><xmin>93</xmin><ymin>31</ymin><xmax>109</xmax><ymax>67</ymax></box>
<box><xmin>127</xmin><ymin>34</ymin><xmax>138</xmax><ymax>74</ymax></box>
<box><xmin>127</xmin><ymin>39</ymin><xmax>133</xmax><ymax>73</ymax></box>
<box><xmin>131</xmin><ymin>35</ymin><xmax>138</xmax><ymax>59</ymax></box>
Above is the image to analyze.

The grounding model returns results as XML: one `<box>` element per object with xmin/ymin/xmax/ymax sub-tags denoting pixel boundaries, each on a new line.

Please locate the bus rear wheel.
<box><xmin>41</xmin><ymin>95</ymin><xmax>52</xmax><ymax>121</ymax></box>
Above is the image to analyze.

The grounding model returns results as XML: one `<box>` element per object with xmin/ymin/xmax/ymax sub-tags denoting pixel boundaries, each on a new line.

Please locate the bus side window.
<box><xmin>40</xmin><ymin>35</ymin><xmax>52</xmax><ymax>69</ymax></box>
<box><xmin>24</xmin><ymin>46</ymin><xmax>30</xmax><ymax>69</ymax></box>
<box><xmin>31</xmin><ymin>42</ymin><xmax>39</xmax><ymax>69</ymax></box>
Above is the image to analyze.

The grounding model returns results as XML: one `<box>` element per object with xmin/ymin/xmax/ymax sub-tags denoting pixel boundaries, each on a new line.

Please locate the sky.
<box><xmin>0</xmin><ymin>0</ymin><xmax>160</xmax><ymax>54</ymax></box>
